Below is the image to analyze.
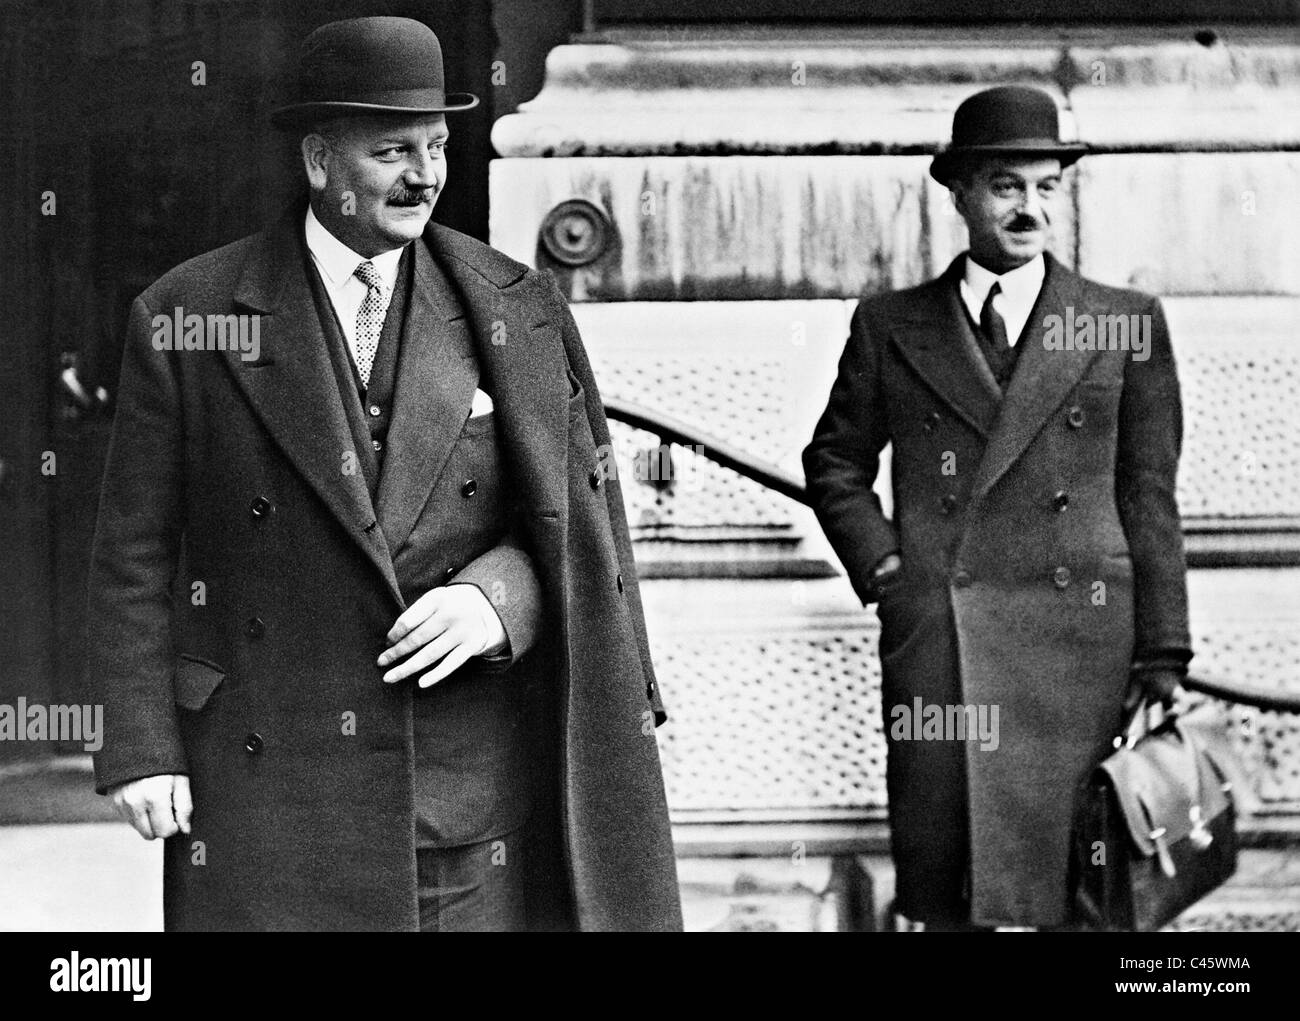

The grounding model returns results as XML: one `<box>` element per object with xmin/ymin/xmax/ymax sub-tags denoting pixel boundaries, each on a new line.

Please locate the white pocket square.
<box><xmin>469</xmin><ymin>388</ymin><xmax>494</xmax><ymax>418</ymax></box>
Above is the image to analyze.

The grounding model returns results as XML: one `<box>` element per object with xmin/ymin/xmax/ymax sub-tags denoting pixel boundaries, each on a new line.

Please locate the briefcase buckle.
<box><xmin>1149</xmin><ymin>827</ymin><xmax>1177</xmax><ymax>878</ymax></box>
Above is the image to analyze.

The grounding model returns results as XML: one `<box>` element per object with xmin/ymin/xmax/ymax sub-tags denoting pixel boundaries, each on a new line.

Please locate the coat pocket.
<box><xmin>461</xmin><ymin>409</ymin><xmax>496</xmax><ymax>438</ymax></box>
<box><xmin>172</xmin><ymin>654</ymin><xmax>226</xmax><ymax>711</ymax></box>
<box><xmin>566</xmin><ymin>367</ymin><xmax>587</xmax><ymax>413</ymax></box>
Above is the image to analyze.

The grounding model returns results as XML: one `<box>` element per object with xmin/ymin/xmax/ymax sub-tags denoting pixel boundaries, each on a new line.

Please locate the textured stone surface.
<box><xmin>1165</xmin><ymin>297</ymin><xmax>1300</xmax><ymax>518</ymax></box>
<box><xmin>491</xmin><ymin>156</ymin><xmax>1075</xmax><ymax>300</ymax></box>
<box><xmin>1068</xmin><ymin>42</ymin><xmax>1300</xmax><ymax>149</ymax></box>
<box><xmin>642</xmin><ymin>571</ymin><xmax>1300</xmax><ymax>818</ymax></box>
<box><xmin>1077</xmin><ymin>154</ymin><xmax>1300</xmax><ymax>295</ymax></box>
<box><xmin>573</xmin><ymin>298</ymin><xmax>852</xmax><ymax>461</ymax></box>
<box><xmin>574</xmin><ymin>299</ymin><xmax>852</xmax><ymax>538</ymax></box>
<box><xmin>491</xmin><ymin>38</ymin><xmax>1064</xmax><ymax>157</ymax></box>
<box><xmin>574</xmin><ymin>297</ymin><xmax>1300</xmax><ymax>530</ymax></box>
<box><xmin>493</xmin><ymin>152</ymin><xmax>1300</xmax><ymax>300</ymax></box>
<box><xmin>492</xmin><ymin>32</ymin><xmax>1300</xmax><ymax>157</ymax></box>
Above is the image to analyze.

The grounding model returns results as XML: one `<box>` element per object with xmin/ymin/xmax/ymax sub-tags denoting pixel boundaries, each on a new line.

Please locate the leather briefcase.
<box><xmin>1073</xmin><ymin>702</ymin><xmax>1241</xmax><ymax>931</ymax></box>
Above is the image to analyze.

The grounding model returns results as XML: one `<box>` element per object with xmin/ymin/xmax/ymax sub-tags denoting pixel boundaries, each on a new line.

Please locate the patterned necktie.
<box><xmin>980</xmin><ymin>281</ymin><xmax>1013</xmax><ymax>387</ymax></box>
<box><xmin>353</xmin><ymin>260</ymin><xmax>388</xmax><ymax>388</ymax></box>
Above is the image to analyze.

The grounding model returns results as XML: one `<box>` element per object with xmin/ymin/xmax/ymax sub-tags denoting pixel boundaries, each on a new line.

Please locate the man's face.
<box><xmin>950</xmin><ymin>156</ymin><xmax>1063</xmax><ymax>274</ymax></box>
<box><xmin>302</xmin><ymin>113</ymin><xmax>449</xmax><ymax>257</ymax></box>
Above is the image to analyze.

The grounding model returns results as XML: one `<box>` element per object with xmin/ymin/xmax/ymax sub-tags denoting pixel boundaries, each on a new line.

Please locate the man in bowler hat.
<box><xmin>803</xmin><ymin>85</ymin><xmax>1192</xmax><ymax>929</ymax></box>
<box><xmin>86</xmin><ymin>16</ymin><xmax>682</xmax><ymax>931</ymax></box>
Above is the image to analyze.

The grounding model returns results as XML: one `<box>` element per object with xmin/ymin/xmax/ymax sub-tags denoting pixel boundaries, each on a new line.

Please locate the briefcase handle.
<box><xmin>1114</xmin><ymin>695</ymin><xmax>1175</xmax><ymax>751</ymax></box>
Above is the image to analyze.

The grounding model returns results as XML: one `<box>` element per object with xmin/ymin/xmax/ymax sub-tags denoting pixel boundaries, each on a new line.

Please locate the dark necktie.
<box><xmin>980</xmin><ymin>281</ymin><xmax>1013</xmax><ymax>387</ymax></box>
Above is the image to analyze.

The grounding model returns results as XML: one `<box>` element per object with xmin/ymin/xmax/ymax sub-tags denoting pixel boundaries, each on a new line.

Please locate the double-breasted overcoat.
<box><xmin>804</xmin><ymin>254</ymin><xmax>1191</xmax><ymax>926</ymax></box>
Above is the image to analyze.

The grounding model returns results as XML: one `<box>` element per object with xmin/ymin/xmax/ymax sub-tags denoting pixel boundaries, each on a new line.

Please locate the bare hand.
<box><xmin>110</xmin><ymin>774</ymin><xmax>192</xmax><ymax>840</ymax></box>
<box><xmin>379</xmin><ymin>585</ymin><xmax>494</xmax><ymax>688</ymax></box>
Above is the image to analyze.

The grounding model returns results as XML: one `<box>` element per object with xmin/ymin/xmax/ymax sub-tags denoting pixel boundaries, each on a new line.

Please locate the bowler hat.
<box><xmin>271</xmin><ymin>17</ymin><xmax>478</xmax><ymax>129</ymax></box>
<box><xmin>930</xmin><ymin>85</ymin><xmax>1087</xmax><ymax>185</ymax></box>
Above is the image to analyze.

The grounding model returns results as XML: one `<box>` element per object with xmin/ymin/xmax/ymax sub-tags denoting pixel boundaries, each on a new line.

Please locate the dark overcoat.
<box><xmin>86</xmin><ymin>210</ymin><xmax>682</xmax><ymax>931</ymax></box>
<box><xmin>803</xmin><ymin>254</ymin><xmax>1191</xmax><ymax>927</ymax></box>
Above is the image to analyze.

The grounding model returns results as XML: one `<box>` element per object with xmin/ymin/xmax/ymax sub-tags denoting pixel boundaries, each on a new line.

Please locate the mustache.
<box><xmin>388</xmin><ymin>186</ymin><xmax>436</xmax><ymax>205</ymax></box>
<box><xmin>1005</xmin><ymin>214</ymin><xmax>1043</xmax><ymax>231</ymax></box>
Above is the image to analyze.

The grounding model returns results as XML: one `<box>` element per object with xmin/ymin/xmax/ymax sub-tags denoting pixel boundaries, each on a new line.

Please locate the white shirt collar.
<box><xmin>963</xmin><ymin>252</ymin><xmax>1045</xmax><ymax>310</ymax></box>
<box><xmin>304</xmin><ymin>205</ymin><xmax>405</xmax><ymax>292</ymax></box>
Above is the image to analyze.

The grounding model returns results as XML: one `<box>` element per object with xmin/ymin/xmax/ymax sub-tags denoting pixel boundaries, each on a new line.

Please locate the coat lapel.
<box><xmin>422</xmin><ymin>224</ymin><xmax>570</xmax><ymax>527</ymax></box>
<box><xmin>968</xmin><ymin>254</ymin><xmax>1100</xmax><ymax>501</ymax></box>
<box><xmin>227</xmin><ymin>208</ymin><xmax>403</xmax><ymax>606</ymax></box>
<box><xmin>889</xmin><ymin>260</ymin><xmax>1002</xmax><ymax>437</ymax></box>
<box><xmin>377</xmin><ymin>242</ymin><xmax>478</xmax><ymax>559</ymax></box>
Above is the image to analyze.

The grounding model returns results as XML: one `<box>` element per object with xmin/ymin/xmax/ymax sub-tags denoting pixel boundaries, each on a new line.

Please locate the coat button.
<box><xmin>922</xmin><ymin>412</ymin><xmax>941</xmax><ymax>434</ymax></box>
<box><xmin>369</xmin><ymin>405</ymin><xmax>382</xmax><ymax>417</ymax></box>
<box><xmin>940</xmin><ymin>494</ymin><xmax>958</xmax><ymax>515</ymax></box>
<box><xmin>616</xmin><ymin>572</ymin><xmax>625</xmax><ymax>593</ymax></box>
<box><xmin>461</xmin><ymin>478</ymin><xmax>477</xmax><ymax>498</ymax></box>
<box><xmin>444</xmin><ymin>566</ymin><xmax>458</xmax><ymax>581</ymax></box>
<box><xmin>1053</xmin><ymin>566</ymin><xmax>1072</xmax><ymax>589</ymax></box>
<box><xmin>1067</xmin><ymin>405</ymin><xmax>1085</xmax><ymax>429</ymax></box>
<box><xmin>1053</xmin><ymin>490</ymin><xmax>1070</xmax><ymax>511</ymax></box>
<box><xmin>250</xmin><ymin>496</ymin><xmax>273</xmax><ymax>518</ymax></box>
<box><xmin>245</xmin><ymin>617</ymin><xmax>265</xmax><ymax>639</ymax></box>
<box><xmin>244</xmin><ymin>733</ymin><xmax>263</xmax><ymax>754</ymax></box>
<box><xmin>953</xmin><ymin>569</ymin><xmax>972</xmax><ymax>588</ymax></box>
<box><xmin>646</xmin><ymin>680</ymin><xmax>657</xmax><ymax>699</ymax></box>
<box><xmin>589</xmin><ymin>467</ymin><xmax>603</xmax><ymax>490</ymax></box>
<box><xmin>371</xmin><ymin>439</ymin><xmax>383</xmax><ymax>452</ymax></box>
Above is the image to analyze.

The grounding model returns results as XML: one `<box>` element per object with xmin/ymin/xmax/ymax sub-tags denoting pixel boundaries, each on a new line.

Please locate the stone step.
<box><xmin>678</xmin><ymin>848</ymin><xmax>1300</xmax><ymax>932</ymax></box>
<box><xmin>1167</xmin><ymin>845</ymin><xmax>1300</xmax><ymax>932</ymax></box>
<box><xmin>492</xmin><ymin>30</ymin><xmax>1300</xmax><ymax>157</ymax></box>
